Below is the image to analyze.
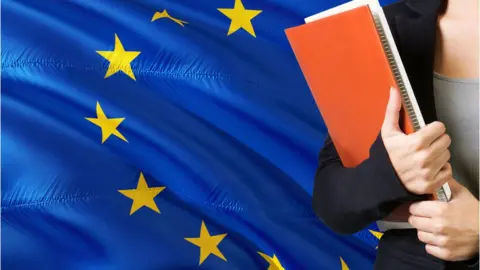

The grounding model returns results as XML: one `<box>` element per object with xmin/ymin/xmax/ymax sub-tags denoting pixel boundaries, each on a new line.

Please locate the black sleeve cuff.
<box><xmin>358</xmin><ymin>133</ymin><xmax>427</xmax><ymax>218</ymax></box>
<box><xmin>312</xmin><ymin>132</ymin><xmax>426</xmax><ymax>234</ymax></box>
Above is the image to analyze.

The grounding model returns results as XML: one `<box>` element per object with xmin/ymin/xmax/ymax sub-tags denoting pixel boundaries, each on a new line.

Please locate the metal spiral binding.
<box><xmin>371</xmin><ymin>13</ymin><xmax>449</xmax><ymax>202</ymax></box>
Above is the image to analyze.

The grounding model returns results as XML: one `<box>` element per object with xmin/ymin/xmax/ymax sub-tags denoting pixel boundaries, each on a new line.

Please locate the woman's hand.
<box><xmin>408</xmin><ymin>179</ymin><xmax>479</xmax><ymax>261</ymax></box>
<box><xmin>381</xmin><ymin>87</ymin><xmax>452</xmax><ymax>195</ymax></box>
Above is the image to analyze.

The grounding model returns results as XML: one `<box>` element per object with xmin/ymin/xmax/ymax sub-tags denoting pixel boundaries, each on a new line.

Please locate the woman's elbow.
<box><xmin>312</xmin><ymin>180</ymin><xmax>369</xmax><ymax>235</ymax></box>
<box><xmin>312</xmin><ymin>197</ymin><xmax>363</xmax><ymax>234</ymax></box>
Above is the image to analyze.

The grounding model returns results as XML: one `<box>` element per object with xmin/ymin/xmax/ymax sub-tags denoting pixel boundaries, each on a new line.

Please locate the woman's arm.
<box><xmin>312</xmin><ymin>87</ymin><xmax>453</xmax><ymax>234</ymax></box>
<box><xmin>312</xmin><ymin>133</ymin><xmax>426</xmax><ymax>234</ymax></box>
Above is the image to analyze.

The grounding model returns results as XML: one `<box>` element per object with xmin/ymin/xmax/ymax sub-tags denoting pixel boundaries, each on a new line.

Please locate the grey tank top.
<box><xmin>433</xmin><ymin>72</ymin><xmax>479</xmax><ymax>199</ymax></box>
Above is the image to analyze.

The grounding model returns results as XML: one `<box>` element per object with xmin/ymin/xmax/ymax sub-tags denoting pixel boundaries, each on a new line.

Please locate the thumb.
<box><xmin>381</xmin><ymin>86</ymin><xmax>403</xmax><ymax>135</ymax></box>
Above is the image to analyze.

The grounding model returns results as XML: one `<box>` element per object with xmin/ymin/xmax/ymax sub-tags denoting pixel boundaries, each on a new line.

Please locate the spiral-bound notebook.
<box><xmin>285</xmin><ymin>0</ymin><xmax>451</xmax><ymax>231</ymax></box>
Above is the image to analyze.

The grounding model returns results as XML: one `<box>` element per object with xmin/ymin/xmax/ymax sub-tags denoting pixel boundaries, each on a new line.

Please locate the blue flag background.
<box><xmin>2</xmin><ymin>0</ymin><xmax>396</xmax><ymax>269</ymax></box>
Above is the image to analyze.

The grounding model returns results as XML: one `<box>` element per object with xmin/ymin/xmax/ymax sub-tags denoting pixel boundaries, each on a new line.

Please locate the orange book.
<box><xmin>285</xmin><ymin>0</ymin><xmax>451</xmax><ymax>230</ymax></box>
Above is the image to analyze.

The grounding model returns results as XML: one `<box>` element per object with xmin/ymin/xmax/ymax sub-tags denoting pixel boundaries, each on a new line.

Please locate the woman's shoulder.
<box><xmin>383</xmin><ymin>0</ymin><xmax>410</xmax><ymax>15</ymax></box>
<box><xmin>381</xmin><ymin>0</ymin><xmax>428</xmax><ymax>46</ymax></box>
<box><xmin>381</xmin><ymin>0</ymin><xmax>442</xmax><ymax>53</ymax></box>
<box><xmin>382</xmin><ymin>0</ymin><xmax>414</xmax><ymax>27</ymax></box>
<box><xmin>382</xmin><ymin>0</ymin><xmax>443</xmax><ymax>20</ymax></box>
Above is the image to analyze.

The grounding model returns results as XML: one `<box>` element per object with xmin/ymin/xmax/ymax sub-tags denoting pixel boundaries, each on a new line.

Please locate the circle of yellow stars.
<box><xmin>82</xmin><ymin>0</ymin><xmax>381</xmax><ymax>268</ymax></box>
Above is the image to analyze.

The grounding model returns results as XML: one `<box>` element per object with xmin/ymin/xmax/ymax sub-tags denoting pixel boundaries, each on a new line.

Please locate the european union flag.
<box><xmin>2</xmin><ymin>0</ymin><xmax>395</xmax><ymax>269</ymax></box>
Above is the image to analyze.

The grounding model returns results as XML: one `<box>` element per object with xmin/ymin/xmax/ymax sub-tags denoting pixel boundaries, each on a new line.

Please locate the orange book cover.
<box><xmin>285</xmin><ymin>5</ymin><xmax>414</xmax><ymax>168</ymax></box>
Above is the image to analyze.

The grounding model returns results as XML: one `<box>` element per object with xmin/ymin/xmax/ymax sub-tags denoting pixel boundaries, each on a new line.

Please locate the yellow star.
<box><xmin>118</xmin><ymin>172</ymin><xmax>165</xmax><ymax>215</ymax></box>
<box><xmin>185</xmin><ymin>221</ymin><xmax>227</xmax><ymax>265</ymax></box>
<box><xmin>369</xmin><ymin>230</ymin><xmax>383</xmax><ymax>249</ymax></box>
<box><xmin>152</xmin><ymin>10</ymin><xmax>188</xmax><ymax>27</ymax></box>
<box><xmin>85</xmin><ymin>101</ymin><xmax>128</xmax><ymax>143</ymax></box>
<box><xmin>218</xmin><ymin>0</ymin><xmax>262</xmax><ymax>37</ymax></box>
<box><xmin>340</xmin><ymin>257</ymin><xmax>349</xmax><ymax>270</ymax></box>
<box><xmin>369</xmin><ymin>230</ymin><xmax>383</xmax><ymax>240</ymax></box>
<box><xmin>96</xmin><ymin>34</ymin><xmax>141</xmax><ymax>80</ymax></box>
<box><xmin>258</xmin><ymin>252</ymin><xmax>285</xmax><ymax>270</ymax></box>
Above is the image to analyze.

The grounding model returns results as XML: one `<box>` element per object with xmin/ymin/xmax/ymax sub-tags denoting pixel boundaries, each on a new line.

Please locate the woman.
<box><xmin>312</xmin><ymin>0</ymin><xmax>479</xmax><ymax>269</ymax></box>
